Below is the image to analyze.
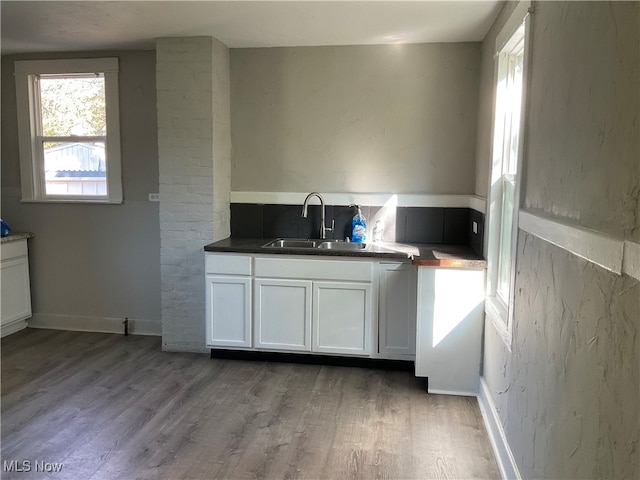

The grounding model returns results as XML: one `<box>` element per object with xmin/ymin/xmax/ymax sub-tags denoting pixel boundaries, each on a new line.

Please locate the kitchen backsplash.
<box><xmin>231</xmin><ymin>203</ymin><xmax>484</xmax><ymax>252</ymax></box>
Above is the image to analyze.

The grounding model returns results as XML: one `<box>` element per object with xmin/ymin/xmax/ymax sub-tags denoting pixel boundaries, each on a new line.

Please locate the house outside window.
<box><xmin>485</xmin><ymin>2</ymin><xmax>532</xmax><ymax>348</ymax></box>
<box><xmin>14</xmin><ymin>58</ymin><xmax>122</xmax><ymax>203</ymax></box>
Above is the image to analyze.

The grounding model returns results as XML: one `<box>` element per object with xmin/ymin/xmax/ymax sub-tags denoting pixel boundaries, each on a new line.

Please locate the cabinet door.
<box><xmin>313</xmin><ymin>281</ymin><xmax>371</xmax><ymax>356</ymax></box>
<box><xmin>378</xmin><ymin>263</ymin><xmax>417</xmax><ymax>357</ymax></box>
<box><xmin>206</xmin><ymin>275</ymin><xmax>251</xmax><ymax>348</ymax></box>
<box><xmin>254</xmin><ymin>279</ymin><xmax>312</xmax><ymax>352</ymax></box>
<box><xmin>1</xmin><ymin>256</ymin><xmax>32</xmax><ymax>327</ymax></box>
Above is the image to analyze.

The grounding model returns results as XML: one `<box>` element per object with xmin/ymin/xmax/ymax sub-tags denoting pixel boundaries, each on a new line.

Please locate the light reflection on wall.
<box><xmin>370</xmin><ymin>194</ymin><xmax>398</xmax><ymax>242</ymax></box>
<box><xmin>433</xmin><ymin>268</ymin><xmax>484</xmax><ymax>347</ymax></box>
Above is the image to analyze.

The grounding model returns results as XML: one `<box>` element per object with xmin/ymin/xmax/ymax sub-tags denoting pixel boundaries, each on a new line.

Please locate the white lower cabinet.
<box><xmin>1</xmin><ymin>238</ymin><xmax>32</xmax><ymax>337</ymax></box>
<box><xmin>205</xmin><ymin>253</ymin><xmax>253</xmax><ymax>349</ymax></box>
<box><xmin>253</xmin><ymin>256</ymin><xmax>375</xmax><ymax>357</ymax></box>
<box><xmin>206</xmin><ymin>275</ymin><xmax>252</xmax><ymax>348</ymax></box>
<box><xmin>313</xmin><ymin>281</ymin><xmax>371</xmax><ymax>355</ymax></box>
<box><xmin>377</xmin><ymin>262</ymin><xmax>417</xmax><ymax>358</ymax></box>
<box><xmin>254</xmin><ymin>278</ymin><xmax>312</xmax><ymax>351</ymax></box>
<box><xmin>415</xmin><ymin>267</ymin><xmax>485</xmax><ymax>396</ymax></box>
<box><xmin>205</xmin><ymin>251</ymin><xmax>486</xmax><ymax>396</ymax></box>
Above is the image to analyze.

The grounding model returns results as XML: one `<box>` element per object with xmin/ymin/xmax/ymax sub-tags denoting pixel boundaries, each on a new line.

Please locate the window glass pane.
<box><xmin>43</xmin><ymin>141</ymin><xmax>107</xmax><ymax>196</ymax></box>
<box><xmin>506</xmin><ymin>53</ymin><xmax>524</xmax><ymax>174</ymax></box>
<box><xmin>497</xmin><ymin>177</ymin><xmax>515</xmax><ymax>300</ymax></box>
<box><xmin>39</xmin><ymin>75</ymin><xmax>106</xmax><ymax>137</ymax></box>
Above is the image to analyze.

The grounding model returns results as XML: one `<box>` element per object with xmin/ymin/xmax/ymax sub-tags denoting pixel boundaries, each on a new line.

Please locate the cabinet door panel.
<box><xmin>254</xmin><ymin>279</ymin><xmax>312</xmax><ymax>351</ymax></box>
<box><xmin>1</xmin><ymin>257</ymin><xmax>32</xmax><ymax>326</ymax></box>
<box><xmin>313</xmin><ymin>282</ymin><xmax>371</xmax><ymax>356</ymax></box>
<box><xmin>378</xmin><ymin>263</ymin><xmax>417</xmax><ymax>357</ymax></box>
<box><xmin>206</xmin><ymin>276</ymin><xmax>251</xmax><ymax>348</ymax></box>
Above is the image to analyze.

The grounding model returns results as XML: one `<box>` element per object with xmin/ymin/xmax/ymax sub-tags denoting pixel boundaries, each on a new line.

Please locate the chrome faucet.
<box><xmin>301</xmin><ymin>192</ymin><xmax>334</xmax><ymax>239</ymax></box>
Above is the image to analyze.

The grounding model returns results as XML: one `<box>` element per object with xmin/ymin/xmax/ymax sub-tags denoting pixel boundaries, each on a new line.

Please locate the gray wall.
<box><xmin>1</xmin><ymin>50</ymin><xmax>161</xmax><ymax>330</ymax></box>
<box><xmin>480</xmin><ymin>2</ymin><xmax>639</xmax><ymax>479</ymax></box>
<box><xmin>231</xmin><ymin>43</ymin><xmax>481</xmax><ymax>194</ymax></box>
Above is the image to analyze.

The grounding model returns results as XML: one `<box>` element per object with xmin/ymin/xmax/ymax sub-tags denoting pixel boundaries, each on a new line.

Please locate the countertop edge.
<box><xmin>1</xmin><ymin>232</ymin><xmax>34</xmax><ymax>243</ymax></box>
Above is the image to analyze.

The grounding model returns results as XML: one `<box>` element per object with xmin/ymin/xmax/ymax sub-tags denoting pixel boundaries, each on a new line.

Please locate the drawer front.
<box><xmin>205</xmin><ymin>253</ymin><xmax>252</xmax><ymax>275</ymax></box>
<box><xmin>254</xmin><ymin>256</ymin><xmax>373</xmax><ymax>282</ymax></box>
<box><xmin>1</xmin><ymin>240</ymin><xmax>28</xmax><ymax>262</ymax></box>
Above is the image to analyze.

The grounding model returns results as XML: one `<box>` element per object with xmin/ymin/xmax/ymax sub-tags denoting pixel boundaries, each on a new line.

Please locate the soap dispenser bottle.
<box><xmin>350</xmin><ymin>205</ymin><xmax>367</xmax><ymax>243</ymax></box>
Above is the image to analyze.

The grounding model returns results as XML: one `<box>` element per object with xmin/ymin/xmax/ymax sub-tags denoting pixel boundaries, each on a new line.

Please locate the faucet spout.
<box><xmin>301</xmin><ymin>192</ymin><xmax>333</xmax><ymax>239</ymax></box>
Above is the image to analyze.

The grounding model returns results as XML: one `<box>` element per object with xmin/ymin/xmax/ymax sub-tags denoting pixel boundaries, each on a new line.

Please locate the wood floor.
<box><xmin>1</xmin><ymin>329</ymin><xmax>500</xmax><ymax>480</ymax></box>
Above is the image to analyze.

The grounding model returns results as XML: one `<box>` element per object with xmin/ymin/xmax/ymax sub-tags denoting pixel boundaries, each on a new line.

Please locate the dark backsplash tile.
<box><xmin>403</xmin><ymin>207</ymin><xmax>444</xmax><ymax>243</ymax></box>
<box><xmin>394</xmin><ymin>207</ymin><xmax>408</xmax><ymax>243</ymax></box>
<box><xmin>469</xmin><ymin>209</ymin><xmax>485</xmax><ymax>256</ymax></box>
<box><xmin>230</xmin><ymin>203</ymin><xmax>480</xmax><ymax>247</ymax></box>
<box><xmin>443</xmin><ymin>208</ymin><xmax>470</xmax><ymax>245</ymax></box>
<box><xmin>262</xmin><ymin>204</ymin><xmax>302</xmax><ymax>238</ymax></box>
<box><xmin>230</xmin><ymin>203</ymin><xmax>263</xmax><ymax>238</ymax></box>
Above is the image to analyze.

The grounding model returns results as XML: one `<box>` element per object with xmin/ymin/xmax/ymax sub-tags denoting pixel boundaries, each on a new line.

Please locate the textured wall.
<box><xmin>486</xmin><ymin>233</ymin><xmax>639</xmax><ymax>479</ymax></box>
<box><xmin>231</xmin><ymin>43</ymin><xmax>481</xmax><ymax>194</ymax></box>
<box><xmin>0</xmin><ymin>50</ymin><xmax>161</xmax><ymax>330</ymax></box>
<box><xmin>157</xmin><ymin>37</ymin><xmax>231</xmax><ymax>352</ymax></box>
<box><xmin>481</xmin><ymin>2</ymin><xmax>640</xmax><ymax>479</ymax></box>
<box><xmin>523</xmin><ymin>1</ymin><xmax>639</xmax><ymax>239</ymax></box>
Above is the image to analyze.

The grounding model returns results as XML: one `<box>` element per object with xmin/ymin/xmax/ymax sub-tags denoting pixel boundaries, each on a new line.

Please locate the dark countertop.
<box><xmin>204</xmin><ymin>237</ymin><xmax>486</xmax><ymax>269</ymax></box>
<box><xmin>1</xmin><ymin>232</ymin><xmax>34</xmax><ymax>244</ymax></box>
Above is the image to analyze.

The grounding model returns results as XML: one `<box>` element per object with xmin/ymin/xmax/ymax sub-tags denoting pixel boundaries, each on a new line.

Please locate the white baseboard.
<box><xmin>1</xmin><ymin>319</ymin><xmax>28</xmax><ymax>338</ymax></box>
<box><xmin>429</xmin><ymin>388</ymin><xmax>478</xmax><ymax>397</ymax></box>
<box><xmin>28</xmin><ymin>313</ymin><xmax>161</xmax><ymax>336</ymax></box>
<box><xmin>477</xmin><ymin>378</ymin><xmax>521</xmax><ymax>480</ymax></box>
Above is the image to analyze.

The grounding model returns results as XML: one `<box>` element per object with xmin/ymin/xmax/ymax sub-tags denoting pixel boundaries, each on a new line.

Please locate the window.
<box><xmin>486</xmin><ymin>2</ymin><xmax>531</xmax><ymax>347</ymax></box>
<box><xmin>14</xmin><ymin>58</ymin><xmax>122</xmax><ymax>203</ymax></box>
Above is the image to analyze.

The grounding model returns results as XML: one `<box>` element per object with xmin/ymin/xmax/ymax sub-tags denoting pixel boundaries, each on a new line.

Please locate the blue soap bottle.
<box><xmin>350</xmin><ymin>205</ymin><xmax>367</xmax><ymax>243</ymax></box>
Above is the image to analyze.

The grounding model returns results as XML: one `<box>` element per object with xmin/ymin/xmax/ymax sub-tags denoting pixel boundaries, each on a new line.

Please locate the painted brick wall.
<box><xmin>212</xmin><ymin>39</ymin><xmax>232</xmax><ymax>242</ymax></box>
<box><xmin>156</xmin><ymin>37</ymin><xmax>230</xmax><ymax>352</ymax></box>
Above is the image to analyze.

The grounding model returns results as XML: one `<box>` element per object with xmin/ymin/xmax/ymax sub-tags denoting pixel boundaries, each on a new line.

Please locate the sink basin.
<box><xmin>262</xmin><ymin>238</ymin><xmax>322</xmax><ymax>249</ymax></box>
<box><xmin>317</xmin><ymin>241</ymin><xmax>368</xmax><ymax>251</ymax></box>
<box><xmin>261</xmin><ymin>238</ymin><xmax>368</xmax><ymax>252</ymax></box>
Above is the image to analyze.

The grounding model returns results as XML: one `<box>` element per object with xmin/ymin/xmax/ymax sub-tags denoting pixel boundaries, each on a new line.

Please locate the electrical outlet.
<box><xmin>472</xmin><ymin>221</ymin><xmax>478</xmax><ymax>234</ymax></box>
<box><xmin>148</xmin><ymin>193</ymin><xmax>160</xmax><ymax>202</ymax></box>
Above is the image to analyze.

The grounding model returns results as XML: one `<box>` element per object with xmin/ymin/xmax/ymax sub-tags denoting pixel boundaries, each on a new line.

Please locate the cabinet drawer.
<box><xmin>254</xmin><ymin>256</ymin><xmax>373</xmax><ymax>282</ymax></box>
<box><xmin>205</xmin><ymin>253</ymin><xmax>252</xmax><ymax>275</ymax></box>
<box><xmin>1</xmin><ymin>240</ymin><xmax>28</xmax><ymax>261</ymax></box>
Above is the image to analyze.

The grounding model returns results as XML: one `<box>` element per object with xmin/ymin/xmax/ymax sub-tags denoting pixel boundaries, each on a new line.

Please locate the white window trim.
<box><xmin>14</xmin><ymin>57</ymin><xmax>122</xmax><ymax>204</ymax></box>
<box><xmin>485</xmin><ymin>1</ymin><xmax>532</xmax><ymax>349</ymax></box>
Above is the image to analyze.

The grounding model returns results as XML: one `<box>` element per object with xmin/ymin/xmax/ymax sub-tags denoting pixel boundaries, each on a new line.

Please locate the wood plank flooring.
<box><xmin>1</xmin><ymin>329</ymin><xmax>500</xmax><ymax>479</ymax></box>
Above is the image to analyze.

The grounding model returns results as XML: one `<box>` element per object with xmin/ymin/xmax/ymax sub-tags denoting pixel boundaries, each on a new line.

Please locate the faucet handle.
<box><xmin>321</xmin><ymin>219</ymin><xmax>334</xmax><ymax>239</ymax></box>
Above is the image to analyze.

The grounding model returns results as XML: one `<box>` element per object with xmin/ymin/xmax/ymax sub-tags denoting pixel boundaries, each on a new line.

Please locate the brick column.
<box><xmin>156</xmin><ymin>37</ymin><xmax>230</xmax><ymax>352</ymax></box>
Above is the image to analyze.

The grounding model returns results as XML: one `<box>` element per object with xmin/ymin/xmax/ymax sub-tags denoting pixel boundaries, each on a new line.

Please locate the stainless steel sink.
<box><xmin>317</xmin><ymin>241</ymin><xmax>368</xmax><ymax>251</ymax></box>
<box><xmin>261</xmin><ymin>238</ymin><xmax>322</xmax><ymax>249</ymax></box>
<box><xmin>261</xmin><ymin>238</ymin><xmax>368</xmax><ymax>251</ymax></box>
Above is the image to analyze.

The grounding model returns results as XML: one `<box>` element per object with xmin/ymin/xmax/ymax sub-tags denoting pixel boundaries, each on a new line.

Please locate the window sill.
<box><xmin>20</xmin><ymin>197</ymin><xmax>123</xmax><ymax>205</ymax></box>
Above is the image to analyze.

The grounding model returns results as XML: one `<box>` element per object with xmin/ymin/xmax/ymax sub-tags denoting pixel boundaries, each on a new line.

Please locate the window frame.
<box><xmin>485</xmin><ymin>1</ymin><xmax>532</xmax><ymax>349</ymax></box>
<box><xmin>14</xmin><ymin>57</ymin><xmax>122</xmax><ymax>204</ymax></box>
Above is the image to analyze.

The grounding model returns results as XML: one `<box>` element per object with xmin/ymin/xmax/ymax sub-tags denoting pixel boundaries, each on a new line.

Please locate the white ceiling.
<box><xmin>1</xmin><ymin>1</ymin><xmax>503</xmax><ymax>55</ymax></box>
